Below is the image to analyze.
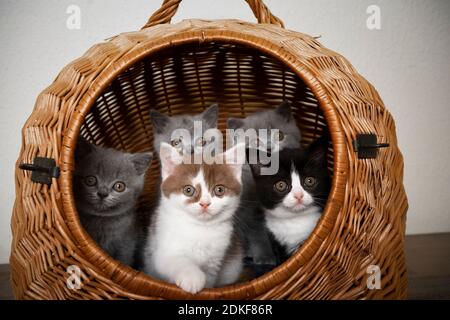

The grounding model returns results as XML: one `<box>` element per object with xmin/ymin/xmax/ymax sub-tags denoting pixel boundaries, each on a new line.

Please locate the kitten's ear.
<box><xmin>159</xmin><ymin>142</ymin><xmax>183</xmax><ymax>180</ymax></box>
<box><xmin>150</xmin><ymin>109</ymin><xmax>170</xmax><ymax>134</ymax></box>
<box><xmin>274</xmin><ymin>101</ymin><xmax>293</xmax><ymax>121</ymax></box>
<box><xmin>248</xmin><ymin>150</ymin><xmax>270</xmax><ymax>177</ymax></box>
<box><xmin>222</xmin><ymin>143</ymin><xmax>246</xmax><ymax>181</ymax></box>
<box><xmin>130</xmin><ymin>152</ymin><xmax>153</xmax><ymax>176</ymax></box>
<box><xmin>75</xmin><ymin>137</ymin><xmax>96</xmax><ymax>160</ymax></box>
<box><xmin>201</xmin><ymin>103</ymin><xmax>219</xmax><ymax>127</ymax></box>
<box><xmin>306</xmin><ymin>135</ymin><xmax>329</xmax><ymax>167</ymax></box>
<box><xmin>227</xmin><ymin>117</ymin><xmax>244</xmax><ymax>130</ymax></box>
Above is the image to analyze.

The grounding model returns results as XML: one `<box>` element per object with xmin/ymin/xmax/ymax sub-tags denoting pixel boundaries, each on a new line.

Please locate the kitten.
<box><xmin>150</xmin><ymin>103</ymin><xmax>219</xmax><ymax>156</ymax></box>
<box><xmin>227</xmin><ymin>101</ymin><xmax>301</xmax><ymax>266</ymax></box>
<box><xmin>73</xmin><ymin>138</ymin><xmax>152</xmax><ymax>267</ymax></box>
<box><xmin>142</xmin><ymin>105</ymin><xmax>219</xmax><ymax>270</ymax></box>
<box><xmin>144</xmin><ymin>142</ymin><xmax>245</xmax><ymax>294</ymax></box>
<box><xmin>250</xmin><ymin>136</ymin><xmax>331</xmax><ymax>259</ymax></box>
<box><xmin>228</xmin><ymin>101</ymin><xmax>301</xmax><ymax>153</ymax></box>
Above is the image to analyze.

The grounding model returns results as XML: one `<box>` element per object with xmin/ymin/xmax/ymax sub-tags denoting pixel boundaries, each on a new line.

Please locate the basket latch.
<box><xmin>352</xmin><ymin>134</ymin><xmax>389</xmax><ymax>159</ymax></box>
<box><xmin>19</xmin><ymin>157</ymin><xmax>60</xmax><ymax>185</ymax></box>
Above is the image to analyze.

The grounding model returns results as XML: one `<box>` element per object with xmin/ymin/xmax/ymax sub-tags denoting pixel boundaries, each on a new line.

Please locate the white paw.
<box><xmin>175</xmin><ymin>267</ymin><xmax>206</xmax><ymax>294</ymax></box>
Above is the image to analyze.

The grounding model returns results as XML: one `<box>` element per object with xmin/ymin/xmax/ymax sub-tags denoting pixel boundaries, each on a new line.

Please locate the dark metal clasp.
<box><xmin>352</xmin><ymin>134</ymin><xmax>389</xmax><ymax>159</ymax></box>
<box><xmin>19</xmin><ymin>157</ymin><xmax>60</xmax><ymax>185</ymax></box>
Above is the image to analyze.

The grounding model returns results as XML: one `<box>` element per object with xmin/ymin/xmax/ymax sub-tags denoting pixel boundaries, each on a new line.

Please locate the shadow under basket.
<box><xmin>11</xmin><ymin>0</ymin><xmax>408</xmax><ymax>300</ymax></box>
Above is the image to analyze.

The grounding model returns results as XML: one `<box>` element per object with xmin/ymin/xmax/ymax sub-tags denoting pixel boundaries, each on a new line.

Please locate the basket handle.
<box><xmin>142</xmin><ymin>0</ymin><xmax>284</xmax><ymax>29</ymax></box>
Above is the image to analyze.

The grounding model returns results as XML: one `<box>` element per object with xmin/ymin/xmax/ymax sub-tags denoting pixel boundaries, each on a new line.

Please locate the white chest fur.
<box><xmin>148</xmin><ymin>200</ymin><xmax>234</xmax><ymax>285</ymax></box>
<box><xmin>265</xmin><ymin>206</ymin><xmax>321</xmax><ymax>254</ymax></box>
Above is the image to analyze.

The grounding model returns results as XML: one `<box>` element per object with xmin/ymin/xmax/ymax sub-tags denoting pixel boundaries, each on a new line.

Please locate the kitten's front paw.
<box><xmin>175</xmin><ymin>267</ymin><xmax>206</xmax><ymax>294</ymax></box>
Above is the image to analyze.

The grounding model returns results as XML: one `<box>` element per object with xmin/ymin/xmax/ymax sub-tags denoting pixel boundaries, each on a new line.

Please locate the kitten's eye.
<box><xmin>113</xmin><ymin>181</ymin><xmax>126</xmax><ymax>192</ymax></box>
<box><xmin>304</xmin><ymin>177</ymin><xmax>317</xmax><ymax>188</ymax></box>
<box><xmin>171</xmin><ymin>137</ymin><xmax>182</xmax><ymax>147</ymax></box>
<box><xmin>183</xmin><ymin>185</ymin><xmax>196</xmax><ymax>197</ymax></box>
<box><xmin>195</xmin><ymin>137</ymin><xmax>207</xmax><ymax>147</ymax></box>
<box><xmin>213</xmin><ymin>185</ymin><xmax>226</xmax><ymax>197</ymax></box>
<box><xmin>84</xmin><ymin>176</ymin><xmax>97</xmax><ymax>187</ymax></box>
<box><xmin>274</xmin><ymin>131</ymin><xmax>284</xmax><ymax>142</ymax></box>
<box><xmin>274</xmin><ymin>180</ymin><xmax>288</xmax><ymax>192</ymax></box>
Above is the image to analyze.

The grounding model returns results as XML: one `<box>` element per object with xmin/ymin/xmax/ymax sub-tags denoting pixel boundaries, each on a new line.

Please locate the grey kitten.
<box><xmin>228</xmin><ymin>101</ymin><xmax>301</xmax><ymax>153</ymax></box>
<box><xmin>227</xmin><ymin>101</ymin><xmax>301</xmax><ymax>267</ymax></box>
<box><xmin>73</xmin><ymin>138</ymin><xmax>152</xmax><ymax>267</ymax></box>
<box><xmin>150</xmin><ymin>103</ymin><xmax>219</xmax><ymax>155</ymax></box>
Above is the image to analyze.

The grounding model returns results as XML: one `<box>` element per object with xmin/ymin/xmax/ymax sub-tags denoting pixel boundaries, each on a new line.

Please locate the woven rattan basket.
<box><xmin>10</xmin><ymin>0</ymin><xmax>408</xmax><ymax>299</ymax></box>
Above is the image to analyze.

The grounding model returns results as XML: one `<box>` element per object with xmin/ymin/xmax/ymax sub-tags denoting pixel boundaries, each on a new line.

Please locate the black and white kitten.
<box><xmin>227</xmin><ymin>101</ymin><xmax>301</xmax><ymax>266</ymax></box>
<box><xmin>250</xmin><ymin>136</ymin><xmax>331</xmax><ymax>260</ymax></box>
<box><xmin>73</xmin><ymin>138</ymin><xmax>152</xmax><ymax>267</ymax></box>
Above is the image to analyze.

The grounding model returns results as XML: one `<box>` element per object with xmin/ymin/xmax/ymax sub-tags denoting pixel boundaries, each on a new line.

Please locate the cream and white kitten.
<box><xmin>144</xmin><ymin>143</ymin><xmax>245</xmax><ymax>294</ymax></box>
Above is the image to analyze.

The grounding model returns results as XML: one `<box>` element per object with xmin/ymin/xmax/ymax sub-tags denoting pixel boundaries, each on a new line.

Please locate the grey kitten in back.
<box><xmin>73</xmin><ymin>138</ymin><xmax>152</xmax><ymax>267</ymax></box>
<box><xmin>150</xmin><ymin>103</ymin><xmax>219</xmax><ymax>155</ymax></box>
<box><xmin>227</xmin><ymin>101</ymin><xmax>301</xmax><ymax>267</ymax></box>
<box><xmin>227</xmin><ymin>101</ymin><xmax>301</xmax><ymax>153</ymax></box>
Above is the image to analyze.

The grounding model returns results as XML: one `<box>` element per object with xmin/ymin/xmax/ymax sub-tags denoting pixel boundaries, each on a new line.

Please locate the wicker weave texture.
<box><xmin>11</xmin><ymin>2</ymin><xmax>407</xmax><ymax>300</ymax></box>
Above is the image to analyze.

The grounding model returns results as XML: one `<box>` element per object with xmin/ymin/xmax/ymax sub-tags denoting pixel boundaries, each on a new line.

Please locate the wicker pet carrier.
<box><xmin>10</xmin><ymin>0</ymin><xmax>408</xmax><ymax>299</ymax></box>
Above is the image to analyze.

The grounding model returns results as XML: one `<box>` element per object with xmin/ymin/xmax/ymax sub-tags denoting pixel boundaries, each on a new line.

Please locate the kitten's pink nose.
<box><xmin>199</xmin><ymin>202</ymin><xmax>211</xmax><ymax>209</ymax></box>
<box><xmin>294</xmin><ymin>192</ymin><xmax>304</xmax><ymax>201</ymax></box>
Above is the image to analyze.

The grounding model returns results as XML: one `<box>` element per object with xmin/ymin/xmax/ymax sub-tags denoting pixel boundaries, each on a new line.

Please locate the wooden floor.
<box><xmin>405</xmin><ymin>233</ymin><xmax>450</xmax><ymax>299</ymax></box>
<box><xmin>1</xmin><ymin>233</ymin><xmax>449</xmax><ymax>300</ymax></box>
<box><xmin>0</xmin><ymin>264</ymin><xmax>12</xmax><ymax>300</ymax></box>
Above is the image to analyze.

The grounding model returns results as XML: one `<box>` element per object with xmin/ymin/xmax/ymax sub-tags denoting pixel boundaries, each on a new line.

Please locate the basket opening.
<box><xmin>77</xmin><ymin>41</ymin><xmax>333</xmax><ymax>293</ymax></box>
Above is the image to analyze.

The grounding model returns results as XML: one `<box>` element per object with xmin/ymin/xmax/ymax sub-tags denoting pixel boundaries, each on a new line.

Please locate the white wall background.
<box><xmin>0</xmin><ymin>0</ymin><xmax>449</xmax><ymax>264</ymax></box>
